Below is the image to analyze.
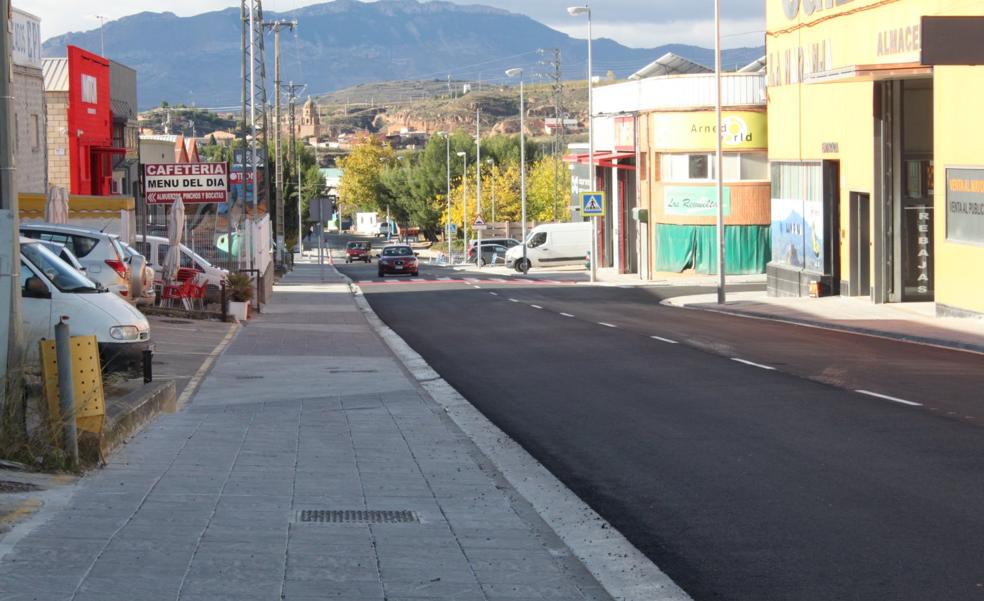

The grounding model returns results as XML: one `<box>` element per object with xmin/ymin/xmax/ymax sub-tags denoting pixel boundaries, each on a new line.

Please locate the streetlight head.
<box><xmin>567</xmin><ymin>6</ymin><xmax>589</xmax><ymax>16</ymax></box>
<box><xmin>505</xmin><ymin>68</ymin><xmax>523</xmax><ymax>78</ymax></box>
<box><xmin>456</xmin><ymin>151</ymin><xmax>467</xmax><ymax>157</ymax></box>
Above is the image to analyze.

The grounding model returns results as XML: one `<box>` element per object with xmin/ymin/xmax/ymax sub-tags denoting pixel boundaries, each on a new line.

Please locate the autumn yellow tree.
<box><xmin>337</xmin><ymin>136</ymin><xmax>395</xmax><ymax>215</ymax></box>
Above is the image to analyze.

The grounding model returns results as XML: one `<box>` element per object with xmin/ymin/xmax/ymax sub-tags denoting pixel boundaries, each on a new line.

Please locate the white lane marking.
<box><xmin>437</xmin><ymin>277</ymin><xmax>452</xmax><ymax>281</ymax></box>
<box><xmin>530</xmin><ymin>304</ymin><xmax>543</xmax><ymax>310</ymax></box>
<box><xmin>509</xmin><ymin>298</ymin><xmax>520</xmax><ymax>303</ymax></box>
<box><xmin>473</xmin><ymin>285</ymin><xmax>481</xmax><ymax>289</ymax></box>
<box><xmin>855</xmin><ymin>389</ymin><xmax>922</xmax><ymax>407</ymax></box>
<box><xmin>598</xmin><ymin>322</ymin><xmax>617</xmax><ymax>328</ymax></box>
<box><xmin>559</xmin><ymin>312</ymin><xmax>575</xmax><ymax>318</ymax></box>
<box><xmin>650</xmin><ymin>335</ymin><xmax>679</xmax><ymax>344</ymax></box>
<box><xmin>489</xmin><ymin>292</ymin><xmax>499</xmax><ymax>296</ymax></box>
<box><xmin>731</xmin><ymin>358</ymin><xmax>776</xmax><ymax>370</ymax></box>
<box><xmin>490</xmin><ymin>278</ymin><xmax>508</xmax><ymax>282</ymax></box>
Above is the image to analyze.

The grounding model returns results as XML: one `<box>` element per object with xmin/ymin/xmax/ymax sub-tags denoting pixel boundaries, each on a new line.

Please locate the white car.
<box><xmin>134</xmin><ymin>234</ymin><xmax>229</xmax><ymax>304</ymax></box>
<box><xmin>20</xmin><ymin>223</ymin><xmax>133</xmax><ymax>302</ymax></box>
<box><xmin>20</xmin><ymin>238</ymin><xmax>150</xmax><ymax>373</ymax></box>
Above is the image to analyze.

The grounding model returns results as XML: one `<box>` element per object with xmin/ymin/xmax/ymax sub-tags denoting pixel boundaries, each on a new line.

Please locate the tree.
<box><xmin>526</xmin><ymin>156</ymin><xmax>571</xmax><ymax>222</ymax></box>
<box><xmin>337</xmin><ymin>136</ymin><xmax>394</xmax><ymax>215</ymax></box>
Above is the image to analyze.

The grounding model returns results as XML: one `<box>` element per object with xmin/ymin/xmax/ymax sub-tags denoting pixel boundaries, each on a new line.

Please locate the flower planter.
<box><xmin>228</xmin><ymin>300</ymin><xmax>249</xmax><ymax>322</ymax></box>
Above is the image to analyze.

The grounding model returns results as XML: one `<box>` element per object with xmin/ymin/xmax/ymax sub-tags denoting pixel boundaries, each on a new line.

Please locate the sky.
<box><xmin>15</xmin><ymin>0</ymin><xmax>766</xmax><ymax>49</ymax></box>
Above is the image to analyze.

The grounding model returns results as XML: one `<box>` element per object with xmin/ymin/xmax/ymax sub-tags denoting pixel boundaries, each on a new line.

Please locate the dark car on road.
<box><xmin>467</xmin><ymin>243</ymin><xmax>512</xmax><ymax>266</ymax></box>
<box><xmin>345</xmin><ymin>241</ymin><xmax>372</xmax><ymax>263</ymax></box>
<box><xmin>377</xmin><ymin>244</ymin><xmax>418</xmax><ymax>277</ymax></box>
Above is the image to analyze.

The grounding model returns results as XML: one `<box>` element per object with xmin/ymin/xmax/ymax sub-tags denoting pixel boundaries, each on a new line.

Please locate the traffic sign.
<box><xmin>581</xmin><ymin>191</ymin><xmax>605</xmax><ymax>217</ymax></box>
<box><xmin>472</xmin><ymin>216</ymin><xmax>488</xmax><ymax>231</ymax></box>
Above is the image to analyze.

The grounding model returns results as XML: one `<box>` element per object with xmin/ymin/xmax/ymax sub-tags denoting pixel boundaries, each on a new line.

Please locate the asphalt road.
<box><xmin>333</xmin><ymin>238</ymin><xmax>984</xmax><ymax>601</ymax></box>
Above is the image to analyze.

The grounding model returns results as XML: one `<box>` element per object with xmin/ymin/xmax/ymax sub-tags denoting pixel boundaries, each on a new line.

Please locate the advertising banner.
<box><xmin>11</xmin><ymin>9</ymin><xmax>42</xmax><ymax>69</ymax></box>
<box><xmin>945</xmin><ymin>167</ymin><xmax>984</xmax><ymax>244</ymax></box>
<box><xmin>144</xmin><ymin>163</ymin><xmax>229</xmax><ymax>204</ymax></box>
<box><xmin>664</xmin><ymin>186</ymin><xmax>731</xmax><ymax>217</ymax></box>
<box><xmin>650</xmin><ymin>111</ymin><xmax>767</xmax><ymax>151</ymax></box>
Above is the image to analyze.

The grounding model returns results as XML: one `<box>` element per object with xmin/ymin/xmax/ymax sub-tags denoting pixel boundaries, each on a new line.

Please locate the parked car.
<box><xmin>468</xmin><ymin>237</ymin><xmax>520</xmax><ymax>251</ymax></box>
<box><xmin>20</xmin><ymin>223</ymin><xmax>132</xmax><ymax>302</ymax></box>
<box><xmin>377</xmin><ymin>244</ymin><xmax>419</xmax><ymax>277</ymax></box>
<box><xmin>19</xmin><ymin>237</ymin><xmax>150</xmax><ymax>373</ymax></box>
<box><xmin>119</xmin><ymin>241</ymin><xmax>156</xmax><ymax>305</ymax></box>
<box><xmin>505</xmin><ymin>222</ymin><xmax>591</xmax><ymax>272</ymax></box>
<box><xmin>468</xmin><ymin>243</ymin><xmax>512</xmax><ymax>266</ymax></box>
<box><xmin>345</xmin><ymin>241</ymin><xmax>372</xmax><ymax>263</ymax></box>
<box><xmin>375</xmin><ymin>221</ymin><xmax>399</xmax><ymax>238</ymax></box>
<box><xmin>134</xmin><ymin>235</ymin><xmax>229</xmax><ymax>304</ymax></box>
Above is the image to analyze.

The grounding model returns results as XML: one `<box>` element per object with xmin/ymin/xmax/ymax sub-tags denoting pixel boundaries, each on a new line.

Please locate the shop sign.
<box><xmin>11</xmin><ymin>9</ymin><xmax>42</xmax><ymax>69</ymax></box>
<box><xmin>144</xmin><ymin>162</ymin><xmax>229</xmax><ymax>204</ymax></box>
<box><xmin>664</xmin><ymin>186</ymin><xmax>731</xmax><ymax>217</ymax></box>
<box><xmin>781</xmin><ymin>0</ymin><xmax>854</xmax><ymax>21</ymax></box>
<box><xmin>945</xmin><ymin>167</ymin><xmax>984</xmax><ymax>245</ymax></box>
<box><xmin>651</xmin><ymin>111</ymin><xmax>767</xmax><ymax>151</ymax></box>
<box><xmin>902</xmin><ymin>206</ymin><xmax>933</xmax><ymax>300</ymax></box>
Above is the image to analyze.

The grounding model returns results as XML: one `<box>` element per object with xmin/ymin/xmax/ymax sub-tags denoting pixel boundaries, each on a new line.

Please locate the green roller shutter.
<box><xmin>656</xmin><ymin>224</ymin><xmax>770</xmax><ymax>274</ymax></box>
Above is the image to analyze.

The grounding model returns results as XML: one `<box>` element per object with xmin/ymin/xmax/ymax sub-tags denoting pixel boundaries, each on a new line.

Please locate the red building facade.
<box><xmin>66</xmin><ymin>45</ymin><xmax>118</xmax><ymax>195</ymax></box>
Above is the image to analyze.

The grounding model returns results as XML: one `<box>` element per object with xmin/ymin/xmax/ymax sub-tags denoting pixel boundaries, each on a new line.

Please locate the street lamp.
<box><xmin>457</xmin><ymin>151</ymin><xmax>468</xmax><ymax>262</ymax></box>
<box><xmin>505</xmin><ymin>67</ymin><xmax>528</xmax><ymax>274</ymax></box>
<box><xmin>714</xmin><ymin>0</ymin><xmax>726</xmax><ymax>303</ymax></box>
<box><xmin>437</xmin><ymin>131</ymin><xmax>452</xmax><ymax>262</ymax></box>
<box><xmin>486</xmin><ymin>158</ymin><xmax>496</xmax><ymax>225</ymax></box>
<box><xmin>568</xmin><ymin>4</ymin><xmax>596</xmax><ymax>283</ymax></box>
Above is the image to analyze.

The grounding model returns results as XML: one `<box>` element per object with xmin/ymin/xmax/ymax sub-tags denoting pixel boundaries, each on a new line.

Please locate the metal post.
<box><xmin>714</xmin><ymin>0</ymin><xmax>726</xmax><ymax>303</ymax></box>
<box><xmin>54</xmin><ymin>318</ymin><xmax>78</xmax><ymax>468</ymax></box>
<box><xmin>588</xmin><ymin>8</ymin><xmax>596</xmax><ymax>283</ymax></box>
<box><xmin>273</xmin><ymin>25</ymin><xmax>283</xmax><ymax>266</ymax></box>
<box><xmin>235</xmin><ymin>0</ymin><xmax>247</xmax><ymax>274</ymax></box>
<box><xmin>445</xmin><ymin>134</ymin><xmax>451</xmax><ymax>262</ymax></box>
<box><xmin>476</xmin><ymin>109</ymin><xmax>482</xmax><ymax>270</ymax></box>
<box><xmin>520</xmin><ymin>79</ymin><xmax>528</xmax><ymax>274</ymax></box>
<box><xmin>248</xmin><ymin>1</ymin><xmax>258</xmax><ymax>275</ymax></box>
<box><xmin>462</xmin><ymin>155</ymin><xmax>468</xmax><ymax>258</ymax></box>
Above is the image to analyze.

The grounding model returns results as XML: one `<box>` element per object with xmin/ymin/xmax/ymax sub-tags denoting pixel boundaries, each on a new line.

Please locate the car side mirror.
<box><xmin>24</xmin><ymin>276</ymin><xmax>51</xmax><ymax>299</ymax></box>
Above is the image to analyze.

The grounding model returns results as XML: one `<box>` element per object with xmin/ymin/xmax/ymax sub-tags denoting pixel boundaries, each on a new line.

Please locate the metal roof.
<box><xmin>628</xmin><ymin>53</ymin><xmax>712</xmax><ymax>80</ymax></box>
<box><xmin>42</xmin><ymin>58</ymin><xmax>69</xmax><ymax>92</ymax></box>
<box><xmin>738</xmin><ymin>56</ymin><xmax>767</xmax><ymax>73</ymax></box>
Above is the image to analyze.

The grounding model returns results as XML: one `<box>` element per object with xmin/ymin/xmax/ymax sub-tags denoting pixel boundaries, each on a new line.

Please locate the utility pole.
<box><xmin>540</xmin><ymin>48</ymin><xmax>563</xmax><ymax>221</ymax></box>
<box><xmin>475</xmin><ymin>109</ymin><xmax>482</xmax><ymax>270</ymax></box>
<box><xmin>1</xmin><ymin>0</ymin><xmax>24</xmax><ymax>424</ymax></box>
<box><xmin>284</xmin><ymin>82</ymin><xmax>306</xmax><ymax>256</ymax></box>
<box><xmin>264</xmin><ymin>19</ymin><xmax>296</xmax><ymax>267</ymax></box>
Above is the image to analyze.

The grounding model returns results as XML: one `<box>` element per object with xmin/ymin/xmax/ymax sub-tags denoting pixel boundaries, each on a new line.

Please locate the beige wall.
<box><xmin>13</xmin><ymin>65</ymin><xmax>46</xmax><ymax>194</ymax></box>
<box><xmin>45</xmin><ymin>90</ymin><xmax>70</xmax><ymax>191</ymax></box>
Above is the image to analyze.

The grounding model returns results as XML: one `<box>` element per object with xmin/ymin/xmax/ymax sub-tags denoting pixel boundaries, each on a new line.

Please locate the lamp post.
<box><xmin>438</xmin><ymin>132</ymin><xmax>452</xmax><ymax>262</ymax></box>
<box><xmin>714</xmin><ymin>0</ymin><xmax>726</xmax><ymax>303</ymax></box>
<box><xmin>505</xmin><ymin>68</ymin><xmax>528</xmax><ymax>273</ymax></box>
<box><xmin>457</xmin><ymin>151</ymin><xmax>468</xmax><ymax>263</ymax></box>
<box><xmin>475</xmin><ymin>109</ymin><xmax>482</xmax><ymax>270</ymax></box>
<box><xmin>568</xmin><ymin>4</ymin><xmax>595</xmax><ymax>283</ymax></box>
<box><xmin>486</xmin><ymin>158</ymin><xmax>496</xmax><ymax>226</ymax></box>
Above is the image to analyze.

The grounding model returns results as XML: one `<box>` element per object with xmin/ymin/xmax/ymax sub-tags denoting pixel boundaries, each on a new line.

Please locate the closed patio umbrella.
<box><xmin>45</xmin><ymin>186</ymin><xmax>69</xmax><ymax>224</ymax></box>
<box><xmin>163</xmin><ymin>197</ymin><xmax>185</xmax><ymax>280</ymax></box>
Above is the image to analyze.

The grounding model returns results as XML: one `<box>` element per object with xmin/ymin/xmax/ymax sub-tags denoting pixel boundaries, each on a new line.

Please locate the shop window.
<box><xmin>688</xmin><ymin>155</ymin><xmax>709</xmax><ymax>179</ymax></box>
<box><xmin>739</xmin><ymin>152</ymin><xmax>769</xmax><ymax>180</ymax></box>
<box><xmin>32</xmin><ymin>115</ymin><xmax>40</xmax><ymax>151</ymax></box>
<box><xmin>661</xmin><ymin>152</ymin><xmax>768</xmax><ymax>182</ymax></box>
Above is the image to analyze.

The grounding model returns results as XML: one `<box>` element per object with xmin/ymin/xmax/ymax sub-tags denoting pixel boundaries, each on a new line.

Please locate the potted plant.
<box><xmin>226</xmin><ymin>273</ymin><xmax>253</xmax><ymax>321</ymax></box>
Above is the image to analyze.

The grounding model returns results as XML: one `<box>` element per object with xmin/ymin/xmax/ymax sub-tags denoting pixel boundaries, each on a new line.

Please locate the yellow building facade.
<box><xmin>766</xmin><ymin>0</ymin><xmax>984</xmax><ymax>317</ymax></box>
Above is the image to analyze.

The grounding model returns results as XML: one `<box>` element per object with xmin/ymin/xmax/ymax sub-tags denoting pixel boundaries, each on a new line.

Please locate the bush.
<box><xmin>227</xmin><ymin>273</ymin><xmax>254</xmax><ymax>302</ymax></box>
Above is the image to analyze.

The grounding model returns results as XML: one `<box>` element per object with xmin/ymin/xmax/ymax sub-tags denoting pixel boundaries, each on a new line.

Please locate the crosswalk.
<box><xmin>357</xmin><ymin>274</ymin><xmax>571</xmax><ymax>286</ymax></box>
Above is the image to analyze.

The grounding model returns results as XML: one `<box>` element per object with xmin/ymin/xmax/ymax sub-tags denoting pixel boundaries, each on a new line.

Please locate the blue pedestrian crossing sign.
<box><xmin>581</xmin><ymin>191</ymin><xmax>605</xmax><ymax>217</ymax></box>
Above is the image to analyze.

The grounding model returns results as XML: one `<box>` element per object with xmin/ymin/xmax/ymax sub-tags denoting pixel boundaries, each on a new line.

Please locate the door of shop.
<box><xmin>849</xmin><ymin>192</ymin><xmax>871</xmax><ymax>297</ymax></box>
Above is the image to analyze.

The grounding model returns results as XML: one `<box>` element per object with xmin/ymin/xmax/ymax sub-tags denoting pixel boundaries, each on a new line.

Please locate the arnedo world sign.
<box><xmin>144</xmin><ymin>163</ymin><xmax>229</xmax><ymax>204</ymax></box>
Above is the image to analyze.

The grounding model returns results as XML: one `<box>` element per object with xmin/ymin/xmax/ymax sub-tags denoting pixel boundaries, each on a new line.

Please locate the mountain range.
<box><xmin>41</xmin><ymin>0</ymin><xmax>764</xmax><ymax>111</ymax></box>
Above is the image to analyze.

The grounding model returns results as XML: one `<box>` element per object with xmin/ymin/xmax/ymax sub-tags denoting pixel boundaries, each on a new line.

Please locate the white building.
<box><xmin>11</xmin><ymin>7</ymin><xmax>45</xmax><ymax>196</ymax></box>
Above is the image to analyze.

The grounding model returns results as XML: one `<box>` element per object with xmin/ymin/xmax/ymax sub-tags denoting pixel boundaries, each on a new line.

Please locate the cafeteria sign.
<box><xmin>144</xmin><ymin>163</ymin><xmax>229</xmax><ymax>204</ymax></box>
<box><xmin>664</xmin><ymin>186</ymin><xmax>731</xmax><ymax>217</ymax></box>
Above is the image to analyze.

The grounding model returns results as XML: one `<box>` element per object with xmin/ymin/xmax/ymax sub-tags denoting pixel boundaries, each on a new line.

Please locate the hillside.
<box><xmin>41</xmin><ymin>0</ymin><xmax>763</xmax><ymax>110</ymax></box>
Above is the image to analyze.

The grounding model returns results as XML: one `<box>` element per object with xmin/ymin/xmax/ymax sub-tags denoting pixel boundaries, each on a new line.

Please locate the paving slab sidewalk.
<box><xmin>0</xmin><ymin>262</ymin><xmax>612</xmax><ymax>601</ymax></box>
<box><xmin>665</xmin><ymin>290</ymin><xmax>984</xmax><ymax>354</ymax></box>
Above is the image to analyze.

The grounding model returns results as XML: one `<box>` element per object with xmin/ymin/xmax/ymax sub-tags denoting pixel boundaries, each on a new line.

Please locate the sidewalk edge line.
<box><xmin>340</xmin><ymin>269</ymin><xmax>691</xmax><ymax>601</ymax></box>
<box><xmin>175</xmin><ymin>321</ymin><xmax>241</xmax><ymax>410</ymax></box>
<box><xmin>660</xmin><ymin>298</ymin><xmax>984</xmax><ymax>356</ymax></box>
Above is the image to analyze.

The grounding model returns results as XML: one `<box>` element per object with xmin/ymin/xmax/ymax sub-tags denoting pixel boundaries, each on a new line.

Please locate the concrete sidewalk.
<box><xmin>0</xmin><ymin>262</ymin><xmax>615</xmax><ymax>601</ymax></box>
<box><xmin>665</xmin><ymin>290</ymin><xmax>984</xmax><ymax>354</ymax></box>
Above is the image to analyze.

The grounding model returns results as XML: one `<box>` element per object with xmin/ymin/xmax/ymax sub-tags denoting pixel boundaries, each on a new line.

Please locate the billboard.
<box><xmin>946</xmin><ymin>167</ymin><xmax>984</xmax><ymax>245</ymax></box>
<box><xmin>11</xmin><ymin>9</ymin><xmax>42</xmax><ymax>69</ymax></box>
<box><xmin>144</xmin><ymin>163</ymin><xmax>229</xmax><ymax>204</ymax></box>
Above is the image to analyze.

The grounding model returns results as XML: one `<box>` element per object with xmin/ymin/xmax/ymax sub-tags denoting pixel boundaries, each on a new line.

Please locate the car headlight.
<box><xmin>109</xmin><ymin>325</ymin><xmax>140</xmax><ymax>341</ymax></box>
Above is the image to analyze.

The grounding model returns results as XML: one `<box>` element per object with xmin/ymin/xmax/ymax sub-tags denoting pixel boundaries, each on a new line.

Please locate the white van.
<box><xmin>505</xmin><ymin>222</ymin><xmax>591</xmax><ymax>272</ymax></box>
<box><xmin>134</xmin><ymin>235</ymin><xmax>229</xmax><ymax>304</ymax></box>
<box><xmin>20</xmin><ymin>238</ymin><xmax>150</xmax><ymax>372</ymax></box>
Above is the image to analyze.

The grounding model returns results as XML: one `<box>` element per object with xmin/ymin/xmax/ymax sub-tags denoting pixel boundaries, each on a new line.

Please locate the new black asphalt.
<box><xmin>335</xmin><ymin>250</ymin><xmax>984</xmax><ymax>601</ymax></box>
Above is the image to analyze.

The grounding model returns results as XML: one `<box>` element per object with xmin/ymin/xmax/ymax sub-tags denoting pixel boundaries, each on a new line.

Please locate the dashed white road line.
<box><xmin>560</xmin><ymin>312</ymin><xmax>575</xmax><ymax>318</ymax></box>
<box><xmin>855</xmin><ymin>389</ymin><xmax>922</xmax><ymax>407</ymax></box>
<box><xmin>489</xmin><ymin>292</ymin><xmax>499</xmax><ymax>296</ymax></box>
<box><xmin>598</xmin><ymin>322</ymin><xmax>617</xmax><ymax>328</ymax></box>
<box><xmin>473</xmin><ymin>285</ymin><xmax>481</xmax><ymax>289</ymax></box>
<box><xmin>530</xmin><ymin>304</ymin><xmax>543</xmax><ymax>310</ymax></box>
<box><xmin>731</xmin><ymin>358</ymin><xmax>776</xmax><ymax>371</ymax></box>
<box><xmin>508</xmin><ymin>298</ymin><xmax>520</xmax><ymax>303</ymax></box>
<box><xmin>650</xmin><ymin>335</ymin><xmax>679</xmax><ymax>344</ymax></box>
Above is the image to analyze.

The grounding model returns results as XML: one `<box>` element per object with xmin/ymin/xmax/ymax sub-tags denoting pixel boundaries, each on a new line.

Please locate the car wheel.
<box><xmin>412</xmin><ymin>270</ymin><xmax>419</xmax><ymax>276</ymax></box>
<box><xmin>517</xmin><ymin>258</ymin><xmax>530</xmax><ymax>273</ymax></box>
<box><xmin>378</xmin><ymin>272</ymin><xmax>384</xmax><ymax>278</ymax></box>
<box><xmin>479</xmin><ymin>257</ymin><xmax>487</xmax><ymax>267</ymax></box>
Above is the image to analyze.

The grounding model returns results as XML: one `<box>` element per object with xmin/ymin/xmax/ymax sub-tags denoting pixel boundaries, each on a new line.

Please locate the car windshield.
<box><xmin>348</xmin><ymin>242</ymin><xmax>366</xmax><ymax>249</ymax></box>
<box><xmin>382</xmin><ymin>246</ymin><xmax>413</xmax><ymax>257</ymax></box>
<box><xmin>21</xmin><ymin>242</ymin><xmax>101</xmax><ymax>293</ymax></box>
<box><xmin>185</xmin><ymin>246</ymin><xmax>213</xmax><ymax>268</ymax></box>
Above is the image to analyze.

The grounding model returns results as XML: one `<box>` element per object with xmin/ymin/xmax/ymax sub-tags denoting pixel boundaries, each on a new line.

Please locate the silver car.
<box><xmin>20</xmin><ymin>223</ymin><xmax>133</xmax><ymax>302</ymax></box>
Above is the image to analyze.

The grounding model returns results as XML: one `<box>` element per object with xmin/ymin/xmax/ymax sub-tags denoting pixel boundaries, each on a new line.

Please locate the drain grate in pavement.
<box><xmin>160</xmin><ymin>319</ymin><xmax>194</xmax><ymax>325</ymax></box>
<box><xmin>294</xmin><ymin>510</ymin><xmax>418</xmax><ymax>524</ymax></box>
<box><xmin>0</xmin><ymin>480</ymin><xmax>42</xmax><ymax>493</ymax></box>
<box><xmin>328</xmin><ymin>369</ymin><xmax>378</xmax><ymax>374</ymax></box>
<box><xmin>235</xmin><ymin>375</ymin><xmax>265</xmax><ymax>380</ymax></box>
